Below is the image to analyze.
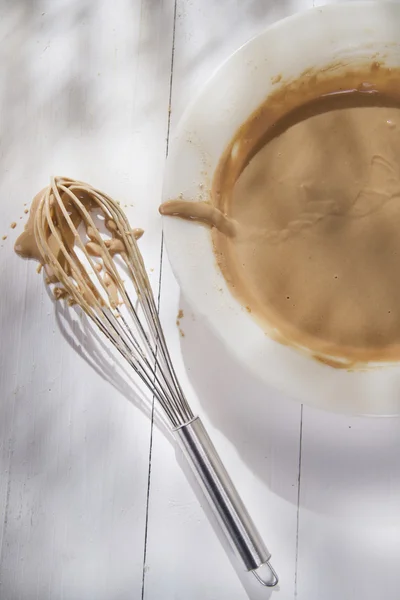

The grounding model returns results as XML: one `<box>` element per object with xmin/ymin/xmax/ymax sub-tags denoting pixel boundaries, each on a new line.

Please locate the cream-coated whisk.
<box><xmin>28</xmin><ymin>176</ymin><xmax>278</xmax><ymax>587</ymax></box>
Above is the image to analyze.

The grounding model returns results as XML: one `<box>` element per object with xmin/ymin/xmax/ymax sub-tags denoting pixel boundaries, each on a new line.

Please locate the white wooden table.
<box><xmin>1</xmin><ymin>0</ymin><xmax>400</xmax><ymax>598</ymax></box>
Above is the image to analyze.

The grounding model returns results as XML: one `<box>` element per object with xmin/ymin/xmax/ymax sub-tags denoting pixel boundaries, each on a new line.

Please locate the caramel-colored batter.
<box><xmin>15</xmin><ymin>177</ymin><xmax>144</xmax><ymax>307</ymax></box>
<box><xmin>161</xmin><ymin>65</ymin><xmax>400</xmax><ymax>366</ymax></box>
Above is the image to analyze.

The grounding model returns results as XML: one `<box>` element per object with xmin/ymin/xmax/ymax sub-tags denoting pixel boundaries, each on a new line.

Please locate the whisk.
<box><xmin>27</xmin><ymin>176</ymin><xmax>278</xmax><ymax>587</ymax></box>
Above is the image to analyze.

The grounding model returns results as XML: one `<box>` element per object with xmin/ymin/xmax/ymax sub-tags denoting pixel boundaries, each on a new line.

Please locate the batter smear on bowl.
<box><xmin>161</xmin><ymin>64</ymin><xmax>400</xmax><ymax>367</ymax></box>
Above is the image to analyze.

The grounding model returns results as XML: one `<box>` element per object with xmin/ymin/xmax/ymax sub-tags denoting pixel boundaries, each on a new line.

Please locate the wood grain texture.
<box><xmin>0</xmin><ymin>0</ymin><xmax>175</xmax><ymax>598</ymax></box>
<box><xmin>296</xmin><ymin>406</ymin><xmax>400</xmax><ymax>600</ymax></box>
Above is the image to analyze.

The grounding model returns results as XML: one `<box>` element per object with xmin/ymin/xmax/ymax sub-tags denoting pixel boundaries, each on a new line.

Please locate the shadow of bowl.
<box><xmin>177</xmin><ymin>293</ymin><xmax>302</xmax><ymax>506</ymax></box>
<box><xmin>177</xmin><ymin>292</ymin><xmax>400</xmax><ymax>526</ymax></box>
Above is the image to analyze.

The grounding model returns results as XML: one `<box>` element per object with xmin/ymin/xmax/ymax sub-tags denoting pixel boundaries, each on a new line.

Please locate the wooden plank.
<box><xmin>143</xmin><ymin>1</ymin><xmax>313</xmax><ymax>597</ymax></box>
<box><xmin>0</xmin><ymin>0</ymin><xmax>175</xmax><ymax>598</ymax></box>
<box><xmin>145</xmin><ymin>259</ymin><xmax>302</xmax><ymax>599</ymax></box>
<box><xmin>296</xmin><ymin>406</ymin><xmax>400</xmax><ymax>600</ymax></box>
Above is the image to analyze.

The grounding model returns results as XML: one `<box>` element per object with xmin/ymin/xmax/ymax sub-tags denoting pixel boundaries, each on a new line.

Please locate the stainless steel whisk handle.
<box><xmin>173</xmin><ymin>417</ymin><xmax>278</xmax><ymax>587</ymax></box>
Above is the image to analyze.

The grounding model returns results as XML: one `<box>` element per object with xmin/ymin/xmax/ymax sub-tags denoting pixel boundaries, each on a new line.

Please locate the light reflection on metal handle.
<box><xmin>174</xmin><ymin>417</ymin><xmax>278</xmax><ymax>587</ymax></box>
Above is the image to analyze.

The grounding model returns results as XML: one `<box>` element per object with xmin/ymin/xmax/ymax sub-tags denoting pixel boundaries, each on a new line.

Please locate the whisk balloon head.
<box><xmin>33</xmin><ymin>176</ymin><xmax>193</xmax><ymax>428</ymax></box>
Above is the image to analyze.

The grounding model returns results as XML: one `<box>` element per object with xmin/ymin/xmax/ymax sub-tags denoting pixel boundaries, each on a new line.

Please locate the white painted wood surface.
<box><xmin>1</xmin><ymin>0</ymin><xmax>400</xmax><ymax>599</ymax></box>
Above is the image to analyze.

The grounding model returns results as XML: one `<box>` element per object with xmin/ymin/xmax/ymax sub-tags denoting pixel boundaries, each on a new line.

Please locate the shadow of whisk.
<box><xmin>50</xmin><ymin>288</ymin><xmax>172</xmax><ymax>442</ymax></box>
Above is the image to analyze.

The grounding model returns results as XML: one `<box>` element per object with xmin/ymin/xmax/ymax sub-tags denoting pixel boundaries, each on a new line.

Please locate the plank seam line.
<box><xmin>141</xmin><ymin>0</ymin><xmax>178</xmax><ymax>597</ymax></box>
<box><xmin>294</xmin><ymin>403</ymin><xmax>304</xmax><ymax>599</ymax></box>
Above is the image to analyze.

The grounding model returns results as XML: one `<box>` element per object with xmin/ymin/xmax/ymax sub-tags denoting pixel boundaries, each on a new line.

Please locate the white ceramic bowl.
<box><xmin>162</xmin><ymin>1</ymin><xmax>400</xmax><ymax>416</ymax></box>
